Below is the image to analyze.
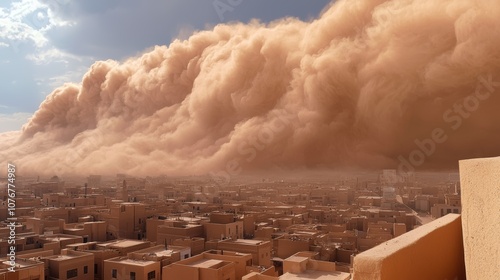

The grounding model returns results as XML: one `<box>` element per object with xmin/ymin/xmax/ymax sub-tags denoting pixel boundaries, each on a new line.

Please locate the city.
<box><xmin>0</xmin><ymin>169</ymin><xmax>467</xmax><ymax>279</ymax></box>
<box><xmin>1</xmin><ymin>0</ymin><xmax>499</xmax><ymax>279</ymax></box>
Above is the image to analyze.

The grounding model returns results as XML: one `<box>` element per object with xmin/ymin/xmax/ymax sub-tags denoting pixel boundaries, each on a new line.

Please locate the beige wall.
<box><xmin>352</xmin><ymin>213</ymin><xmax>465</xmax><ymax>280</ymax></box>
<box><xmin>146</xmin><ymin>218</ymin><xmax>166</xmax><ymax>242</ymax></box>
<box><xmin>275</xmin><ymin>239</ymin><xmax>309</xmax><ymax>259</ymax></box>
<box><xmin>459</xmin><ymin>157</ymin><xmax>500</xmax><ymax>280</ymax></box>
<box><xmin>162</xmin><ymin>264</ymin><xmax>199</xmax><ymax>280</ymax></box>
<box><xmin>48</xmin><ymin>250</ymin><xmax>94</xmax><ymax>280</ymax></box>
<box><xmin>162</xmin><ymin>252</ymin><xmax>239</xmax><ymax>280</ymax></box>
<box><xmin>213</xmin><ymin>240</ymin><xmax>272</xmax><ymax>267</ymax></box>
<box><xmin>204</xmin><ymin>251</ymin><xmax>252</xmax><ymax>280</ymax></box>
<box><xmin>104</xmin><ymin>258</ymin><xmax>160</xmax><ymax>280</ymax></box>
<box><xmin>172</xmin><ymin>238</ymin><xmax>205</xmax><ymax>256</ymax></box>
<box><xmin>205</xmin><ymin>221</ymin><xmax>244</xmax><ymax>241</ymax></box>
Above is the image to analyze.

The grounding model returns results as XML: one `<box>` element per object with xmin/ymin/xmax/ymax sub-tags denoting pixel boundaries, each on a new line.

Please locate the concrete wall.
<box><xmin>459</xmin><ymin>157</ymin><xmax>500</xmax><ymax>280</ymax></box>
<box><xmin>352</xmin><ymin>214</ymin><xmax>465</xmax><ymax>280</ymax></box>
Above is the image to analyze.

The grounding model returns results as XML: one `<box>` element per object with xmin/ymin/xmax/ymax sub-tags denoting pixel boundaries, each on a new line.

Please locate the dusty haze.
<box><xmin>2</xmin><ymin>0</ymin><xmax>500</xmax><ymax>176</ymax></box>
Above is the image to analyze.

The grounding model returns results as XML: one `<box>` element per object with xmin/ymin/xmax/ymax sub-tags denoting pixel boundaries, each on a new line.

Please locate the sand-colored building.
<box><xmin>97</xmin><ymin>239</ymin><xmax>152</xmax><ymax>256</ymax></box>
<box><xmin>62</xmin><ymin>221</ymin><xmax>107</xmax><ymax>242</ymax></box>
<box><xmin>162</xmin><ymin>250</ymin><xmax>257</xmax><ymax>280</ymax></box>
<box><xmin>0</xmin><ymin>258</ymin><xmax>45</xmax><ymax>280</ymax></box>
<box><xmin>199</xmin><ymin>250</ymin><xmax>253</xmax><ymax>280</ymax></box>
<box><xmin>170</xmin><ymin>237</ymin><xmax>206</xmax><ymax>256</ymax></box>
<box><xmin>157</xmin><ymin>223</ymin><xmax>204</xmax><ymax>246</ymax></box>
<box><xmin>46</xmin><ymin>249</ymin><xmax>94</xmax><ymax>280</ymax></box>
<box><xmin>104</xmin><ymin>256</ymin><xmax>160</xmax><ymax>280</ymax></box>
<box><xmin>65</xmin><ymin>242</ymin><xmax>120</xmax><ymax>280</ymax></box>
<box><xmin>206</xmin><ymin>239</ymin><xmax>272</xmax><ymax>267</ymax></box>
<box><xmin>204</xmin><ymin>213</ymin><xmax>244</xmax><ymax>241</ymax></box>
<box><xmin>243</xmin><ymin>251</ymin><xmax>350</xmax><ymax>280</ymax></box>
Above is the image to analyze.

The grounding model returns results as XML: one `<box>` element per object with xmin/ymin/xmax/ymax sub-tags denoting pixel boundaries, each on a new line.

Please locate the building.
<box><xmin>162</xmin><ymin>253</ymin><xmax>239</xmax><ymax>280</ymax></box>
<box><xmin>204</xmin><ymin>213</ymin><xmax>244</xmax><ymax>241</ymax></box>
<box><xmin>104</xmin><ymin>256</ymin><xmax>160</xmax><ymax>280</ymax></box>
<box><xmin>242</xmin><ymin>251</ymin><xmax>350</xmax><ymax>280</ymax></box>
<box><xmin>430</xmin><ymin>204</ymin><xmax>461</xmax><ymax>218</ymax></box>
<box><xmin>46</xmin><ymin>249</ymin><xmax>94</xmax><ymax>280</ymax></box>
<box><xmin>206</xmin><ymin>239</ymin><xmax>272</xmax><ymax>267</ymax></box>
<box><xmin>0</xmin><ymin>258</ymin><xmax>45</xmax><ymax>280</ymax></box>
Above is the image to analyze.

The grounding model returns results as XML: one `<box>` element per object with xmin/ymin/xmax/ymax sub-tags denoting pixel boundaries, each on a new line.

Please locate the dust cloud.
<box><xmin>2</xmin><ymin>0</ymin><xmax>500</xmax><ymax>176</ymax></box>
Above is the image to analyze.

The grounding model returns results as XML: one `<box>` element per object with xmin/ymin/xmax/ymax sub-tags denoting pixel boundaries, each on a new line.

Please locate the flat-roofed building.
<box><xmin>430</xmin><ymin>204</ymin><xmax>461</xmax><ymax>218</ymax></box>
<box><xmin>203</xmin><ymin>250</ymin><xmax>253</xmax><ymax>280</ymax></box>
<box><xmin>242</xmin><ymin>252</ymin><xmax>350</xmax><ymax>280</ymax></box>
<box><xmin>46</xmin><ymin>249</ymin><xmax>94</xmax><ymax>280</ymax></box>
<box><xmin>104</xmin><ymin>256</ymin><xmax>160</xmax><ymax>280</ymax></box>
<box><xmin>127</xmin><ymin>244</ymin><xmax>189</xmax><ymax>266</ymax></box>
<box><xmin>162</xmin><ymin>252</ymin><xmax>237</xmax><ymax>280</ymax></box>
<box><xmin>39</xmin><ymin>234</ymin><xmax>84</xmax><ymax>254</ymax></box>
<box><xmin>206</xmin><ymin>239</ymin><xmax>272</xmax><ymax>267</ymax></box>
<box><xmin>204</xmin><ymin>213</ymin><xmax>244</xmax><ymax>241</ymax></box>
<box><xmin>63</xmin><ymin>221</ymin><xmax>107</xmax><ymax>242</ymax></box>
<box><xmin>172</xmin><ymin>238</ymin><xmax>206</xmax><ymax>256</ymax></box>
<box><xmin>157</xmin><ymin>223</ymin><xmax>204</xmax><ymax>246</ymax></box>
<box><xmin>97</xmin><ymin>239</ymin><xmax>152</xmax><ymax>255</ymax></box>
<box><xmin>65</xmin><ymin>242</ymin><xmax>120</xmax><ymax>280</ymax></box>
<box><xmin>0</xmin><ymin>258</ymin><xmax>45</xmax><ymax>280</ymax></box>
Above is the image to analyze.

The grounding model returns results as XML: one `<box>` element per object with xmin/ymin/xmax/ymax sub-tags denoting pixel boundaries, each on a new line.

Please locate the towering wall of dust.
<box><xmin>2</xmin><ymin>0</ymin><xmax>500</xmax><ymax>176</ymax></box>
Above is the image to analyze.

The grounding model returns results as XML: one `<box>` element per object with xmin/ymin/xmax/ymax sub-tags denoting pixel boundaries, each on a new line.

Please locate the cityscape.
<box><xmin>1</xmin><ymin>170</ymin><xmax>462</xmax><ymax>280</ymax></box>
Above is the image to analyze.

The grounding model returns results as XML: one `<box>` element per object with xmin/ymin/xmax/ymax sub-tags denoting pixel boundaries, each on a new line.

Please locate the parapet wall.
<box><xmin>352</xmin><ymin>213</ymin><xmax>465</xmax><ymax>280</ymax></box>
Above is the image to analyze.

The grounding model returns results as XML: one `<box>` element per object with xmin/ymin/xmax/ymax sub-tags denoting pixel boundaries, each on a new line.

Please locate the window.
<box><xmin>84</xmin><ymin>266</ymin><xmax>88</xmax><ymax>274</ymax></box>
<box><xmin>130</xmin><ymin>271</ymin><xmax>136</xmax><ymax>280</ymax></box>
<box><xmin>66</xmin><ymin>268</ymin><xmax>77</xmax><ymax>279</ymax></box>
<box><xmin>94</xmin><ymin>264</ymin><xmax>98</xmax><ymax>274</ymax></box>
<box><xmin>147</xmin><ymin>271</ymin><xmax>156</xmax><ymax>280</ymax></box>
<box><xmin>112</xmin><ymin>269</ymin><xmax>117</xmax><ymax>278</ymax></box>
<box><xmin>184</xmin><ymin>254</ymin><xmax>190</xmax><ymax>259</ymax></box>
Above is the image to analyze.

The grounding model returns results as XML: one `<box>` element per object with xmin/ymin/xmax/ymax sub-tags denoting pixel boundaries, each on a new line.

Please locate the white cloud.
<box><xmin>0</xmin><ymin>112</ymin><xmax>32</xmax><ymax>133</ymax></box>
<box><xmin>46</xmin><ymin>67</ymin><xmax>87</xmax><ymax>88</ymax></box>
<box><xmin>0</xmin><ymin>0</ymin><xmax>73</xmax><ymax>50</ymax></box>
<box><xmin>33</xmin><ymin>66</ymin><xmax>87</xmax><ymax>92</ymax></box>
<box><xmin>0</xmin><ymin>42</ymin><xmax>9</xmax><ymax>47</ymax></box>
<box><xmin>25</xmin><ymin>47</ymin><xmax>82</xmax><ymax>64</ymax></box>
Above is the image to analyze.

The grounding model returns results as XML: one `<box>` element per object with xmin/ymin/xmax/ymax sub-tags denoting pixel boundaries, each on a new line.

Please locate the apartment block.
<box><xmin>204</xmin><ymin>213</ymin><xmax>244</xmax><ymax>241</ymax></box>
<box><xmin>243</xmin><ymin>251</ymin><xmax>350</xmax><ymax>280</ymax></box>
<box><xmin>206</xmin><ymin>239</ymin><xmax>272</xmax><ymax>267</ymax></box>
<box><xmin>0</xmin><ymin>258</ymin><xmax>45</xmax><ymax>280</ymax></box>
<box><xmin>162</xmin><ymin>251</ymin><xmax>243</xmax><ymax>280</ymax></box>
<box><xmin>46</xmin><ymin>249</ymin><xmax>94</xmax><ymax>280</ymax></box>
<box><xmin>104</xmin><ymin>256</ymin><xmax>160</xmax><ymax>280</ymax></box>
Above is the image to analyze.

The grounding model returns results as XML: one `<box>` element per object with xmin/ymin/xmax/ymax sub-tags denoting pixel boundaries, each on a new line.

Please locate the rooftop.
<box><xmin>280</xmin><ymin>270</ymin><xmax>351</xmax><ymax>280</ymax></box>
<box><xmin>106</xmin><ymin>257</ymin><xmax>156</xmax><ymax>266</ymax></box>
<box><xmin>100</xmin><ymin>239</ymin><xmax>148</xmax><ymax>248</ymax></box>
<box><xmin>231</xmin><ymin>239</ymin><xmax>265</xmax><ymax>245</ymax></box>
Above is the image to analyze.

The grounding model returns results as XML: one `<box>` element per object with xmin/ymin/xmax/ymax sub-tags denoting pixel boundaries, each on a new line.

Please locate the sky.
<box><xmin>1</xmin><ymin>0</ymin><xmax>499</xmax><ymax>176</ymax></box>
<box><xmin>0</xmin><ymin>0</ymin><xmax>332</xmax><ymax>133</ymax></box>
